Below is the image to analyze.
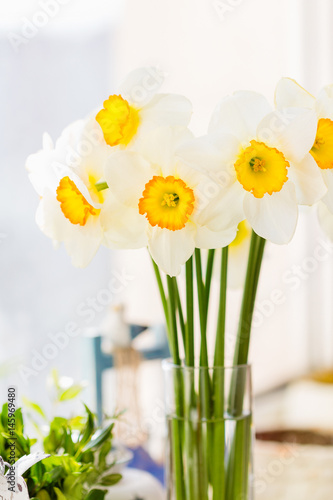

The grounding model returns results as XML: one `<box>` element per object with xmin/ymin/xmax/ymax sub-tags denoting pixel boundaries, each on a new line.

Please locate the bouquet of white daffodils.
<box><xmin>26</xmin><ymin>69</ymin><xmax>333</xmax><ymax>500</ymax></box>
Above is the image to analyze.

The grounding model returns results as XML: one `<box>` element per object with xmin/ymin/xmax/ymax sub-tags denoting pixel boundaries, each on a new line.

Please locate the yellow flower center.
<box><xmin>310</xmin><ymin>118</ymin><xmax>333</xmax><ymax>170</ymax></box>
<box><xmin>138</xmin><ymin>175</ymin><xmax>195</xmax><ymax>231</ymax></box>
<box><xmin>56</xmin><ymin>176</ymin><xmax>100</xmax><ymax>226</ymax></box>
<box><xmin>96</xmin><ymin>95</ymin><xmax>140</xmax><ymax>147</ymax></box>
<box><xmin>230</xmin><ymin>220</ymin><xmax>250</xmax><ymax>249</ymax></box>
<box><xmin>234</xmin><ymin>140</ymin><xmax>289</xmax><ymax>198</ymax></box>
<box><xmin>162</xmin><ymin>193</ymin><xmax>179</xmax><ymax>207</ymax></box>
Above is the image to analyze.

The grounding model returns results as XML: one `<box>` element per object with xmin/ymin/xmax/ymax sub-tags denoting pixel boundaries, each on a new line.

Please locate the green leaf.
<box><xmin>68</xmin><ymin>416</ymin><xmax>85</xmax><ymax>430</ymax></box>
<box><xmin>81</xmin><ymin>451</ymin><xmax>94</xmax><ymax>464</ymax></box>
<box><xmin>43</xmin><ymin>466</ymin><xmax>64</xmax><ymax>484</ymax></box>
<box><xmin>97</xmin><ymin>440</ymin><xmax>111</xmax><ymax>471</ymax></box>
<box><xmin>59</xmin><ymin>385</ymin><xmax>84</xmax><ymax>402</ymax></box>
<box><xmin>43</xmin><ymin>417</ymin><xmax>68</xmax><ymax>454</ymax></box>
<box><xmin>35</xmin><ymin>490</ymin><xmax>52</xmax><ymax>500</ymax></box>
<box><xmin>85</xmin><ymin>489</ymin><xmax>107</xmax><ymax>500</ymax></box>
<box><xmin>78</xmin><ymin>405</ymin><xmax>95</xmax><ymax>450</ymax></box>
<box><xmin>75</xmin><ymin>405</ymin><xmax>95</xmax><ymax>458</ymax></box>
<box><xmin>1</xmin><ymin>403</ymin><xmax>8</xmax><ymax>429</ymax></box>
<box><xmin>63</xmin><ymin>473</ymin><xmax>87</xmax><ymax>499</ymax></box>
<box><xmin>14</xmin><ymin>408</ymin><xmax>24</xmax><ymax>434</ymax></box>
<box><xmin>30</xmin><ymin>462</ymin><xmax>45</xmax><ymax>485</ymax></box>
<box><xmin>54</xmin><ymin>487</ymin><xmax>67</xmax><ymax>500</ymax></box>
<box><xmin>83</xmin><ymin>424</ymin><xmax>114</xmax><ymax>452</ymax></box>
<box><xmin>11</xmin><ymin>431</ymin><xmax>31</xmax><ymax>456</ymax></box>
<box><xmin>63</xmin><ymin>428</ymin><xmax>75</xmax><ymax>456</ymax></box>
<box><xmin>22</xmin><ymin>397</ymin><xmax>47</xmax><ymax>420</ymax></box>
<box><xmin>42</xmin><ymin>455</ymin><xmax>80</xmax><ymax>475</ymax></box>
<box><xmin>98</xmin><ymin>473</ymin><xmax>122</xmax><ymax>486</ymax></box>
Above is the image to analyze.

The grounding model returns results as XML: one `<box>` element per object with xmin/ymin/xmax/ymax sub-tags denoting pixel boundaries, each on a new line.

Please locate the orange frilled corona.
<box><xmin>96</xmin><ymin>95</ymin><xmax>140</xmax><ymax>147</ymax></box>
<box><xmin>56</xmin><ymin>176</ymin><xmax>100</xmax><ymax>226</ymax></box>
<box><xmin>234</xmin><ymin>140</ymin><xmax>289</xmax><ymax>198</ymax></box>
<box><xmin>310</xmin><ymin>118</ymin><xmax>333</xmax><ymax>170</ymax></box>
<box><xmin>139</xmin><ymin>175</ymin><xmax>195</xmax><ymax>231</ymax></box>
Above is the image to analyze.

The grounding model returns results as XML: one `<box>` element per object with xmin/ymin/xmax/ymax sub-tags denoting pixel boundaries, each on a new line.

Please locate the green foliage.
<box><xmin>0</xmin><ymin>403</ymin><xmax>36</xmax><ymax>461</ymax></box>
<box><xmin>49</xmin><ymin>370</ymin><xmax>86</xmax><ymax>406</ymax></box>
<box><xmin>0</xmin><ymin>400</ymin><xmax>121</xmax><ymax>500</ymax></box>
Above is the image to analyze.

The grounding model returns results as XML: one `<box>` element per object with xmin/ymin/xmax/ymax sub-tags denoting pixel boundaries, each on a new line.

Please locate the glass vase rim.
<box><xmin>162</xmin><ymin>358</ymin><xmax>251</xmax><ymax>372</ymax></box>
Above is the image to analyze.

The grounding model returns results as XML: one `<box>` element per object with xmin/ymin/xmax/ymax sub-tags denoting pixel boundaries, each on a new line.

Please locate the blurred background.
<box><xmin>1</xmin><ymin>0</ymin><xmax>333</xmax><ymax>496</ymax></box>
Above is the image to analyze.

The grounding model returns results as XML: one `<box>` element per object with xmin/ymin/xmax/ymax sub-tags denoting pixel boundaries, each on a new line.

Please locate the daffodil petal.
<box><xmin>102</xmin><ymin>201</ymin><xmax>148</xmax><ymax>249</ymax></box>
<box><xmin>275</xmin><ymin>78</ymin><xmax>315</xmax><ymax>109</ymax></box>
<box><xmin>195</xmin><ymin>224</ymin><xmax>238</xmax><ymax>249</ymax></box>
<box><xmin>243</xmin><ymin>182</ymin><xmax>298</xmax><ymax>244</ymax></box>
<box><xmin>148</xmin><ymin>224</ymin><xmax>196</xmax><ymax>277</ymax></box>
<box><xmin>288</xmin><ymin>154</ymin><xmax>327</xmax><ymax>205</ymax></box>
<box><xmin>104</xmin><ymin>151</ymin><xmax>153</xmax><ymax>207</ymax></box>
<box><xmin>63</xmin><ymin>218</ymin><xmax>103</xmax><ymax>268</ymax></box>
<box><xmin>257</xmin><ymin>108</ymin><xmax>318</xmax><ymax>163</ymax></box>
<box><xmin>42</xmin><ymin>132</ymin><xmax>54</xmax><ymax>150</ymax></box>
<box><xmin>177</xmin><ymin>132</ymin><xmax>240</xmax><ymax>184</ymax></box>
<box><xmin>140</xmin><ymin>93</ymin><xmax>193</xmax><ymax>127</ymax></box>
<box><xmin>195</xmin><ymin>181</ymin><xmax>244</xmax><ymax>231</ymax></box>
<box><xmin>37</xmin><ymin>190</ymin><xmax>103</xmax><ymax>267</ymax></box>
<box><xmin>209</xmin><ymin>91</ymin><xmax>271</xmax><ymax>143</ymax></box>
<box><xmin>56</xmin><ymin>119</ymin><xmax>87</xmax><ymax>153</ymax></box>
<box><xmin>26</xmin><ymin>148</ymin><xmax>59</xmax><ymax>195</ymax></box>
<box><xmin>137</xmin><ymin>126</ymin><xmax>193</xmax><ymax>173</ymax></box>
<box><xmin>321</xmin><ymin>169</ymin><xmax>333</xmax><ymax>213</ymax></box>
<box><xmin>315</xmin><ymin>85</ymin><xmax>333</xmax><ymax>120</ymax></box>
<box><xmin>118</xmin><ymin>67</ymin><xmax>165</xmax><ymax>107</ymax></box>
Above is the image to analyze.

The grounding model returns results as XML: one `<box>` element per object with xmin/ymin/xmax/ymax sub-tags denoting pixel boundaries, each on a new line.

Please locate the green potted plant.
<box><xmin>0</xmin><ymin>401</ymin><xmax>121</xmax><ymax>499</ymax></box>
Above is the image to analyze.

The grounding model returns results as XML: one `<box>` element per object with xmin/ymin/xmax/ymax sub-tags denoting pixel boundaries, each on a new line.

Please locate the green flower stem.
<box><xmin>173</xmin><ymin>278</ymin><xmax>186</xmax><ymax>349</ymax></box>
<box><xmin>205</xmin><ymin>249</ymin><xmax>216</xmax><ymax>314</ymax></box>
<box><xmin>195</xmin><ymin>249</ymin><xmax>211</xmax><ymax>498</ymax></box>
<box><xmin>233</xmin><ymin>231</ymin><xmax>266</xmax><ymax>368</ymax></box>
<box><xmin>229</xmin><ymin>231</ymin><xmax>266</xmax><ymax>415</ymax></box>
<box><xmin>166</xmin><ymin>276</ymin><xmax>185</xmax><ymax>500</ymax></box>
<box><xmin>166</xmin><ymin>276</ymin><xmax>181</xmax><ymax>365</ymax></box>
<box><xmin>170</xmin><ymin>418</ymin><xmax>185</xmax><ymax>500</ymax></box>
<box><xmin>195</xmin><ymin>249</ymin><xmax>208</xmax><ymax>367</ymax></box>
<box><xmin>212</xmin><ymin>247</ymin><xmax>228</xmax><ymax>500</ymax></box>
<box><xmin>184</xmin><ymin>256</ymin><xmax>202</xmax><ymax>500</ymax></box>
<box><xmin>185</xmin><ymin>257</ymin><xmax>195</xmax><ymax>367</ymax></box>
<box><xmin>214</xmin><ymin>247</ymin><xmax>228</xmax><ymax>367</ymax></box>
<box><xmin>151</xmin><ymin>259</ymin><xmax>185</xmax><ymax>500</ymax></box>
<box><xmin>151</xmin><ymin>259</ymin><xmax>169</xmax><ymax>332</ymax></box>
<box><xmin>224</xmin><ymin>414</ymin><xmax>252</xmax><ymax>500</ymax></box>
<box><xmin>226</xmin><ymin>231</ymin><xmax>266</xmax><ymax>500</ymax></box>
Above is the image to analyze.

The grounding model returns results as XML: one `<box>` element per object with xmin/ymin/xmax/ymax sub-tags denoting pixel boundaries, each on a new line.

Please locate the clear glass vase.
<box><xmin>163</xmin><ymin>360</ymin><xmax>253</xmax><ymax>500</ymax></box>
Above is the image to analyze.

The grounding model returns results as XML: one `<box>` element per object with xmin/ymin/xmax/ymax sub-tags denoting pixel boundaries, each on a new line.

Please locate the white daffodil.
<box><xmin>178</xmin><ymin>91</ymin><xmax>327</xmax><ymax>244</ymax></box>
<box><xmin>95</xmin><ymin>67</ymin><xmax>192</xmax><ymax>150</ymax></box>
<box><xmin>276</xmin><ymin>77</ymin><xmax>333</xmax><ymax>214</ymax></box>
<box><xmin>26</xmin><ymin>118</ymin><xmax>122</xmax><ymax>267</ymax></box>
<box><xmin>102</xmin><ymin>127</ymin><xmax>244</xmax><ymax>276</ymax></box>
